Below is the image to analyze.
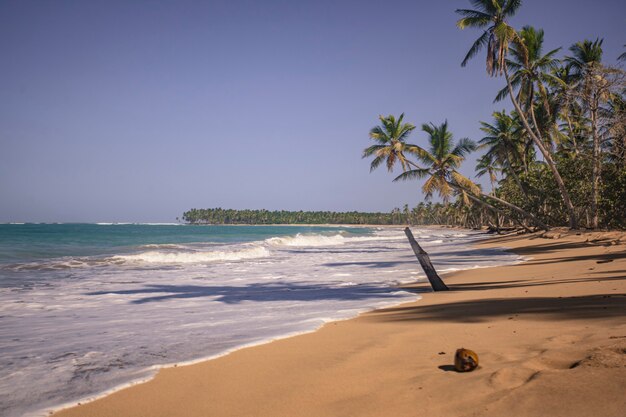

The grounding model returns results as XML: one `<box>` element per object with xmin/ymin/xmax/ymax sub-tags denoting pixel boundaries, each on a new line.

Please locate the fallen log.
<box><xmin>404</xmin><ymin>227</ymin><xmax>449</xmax><ymax>292</ymax></box>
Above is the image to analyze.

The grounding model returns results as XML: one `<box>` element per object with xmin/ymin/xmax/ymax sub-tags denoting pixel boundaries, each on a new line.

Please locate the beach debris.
<box><xmin>596</xmin><ymin>259</ymin><xmax>614</xmax><ymax>264</ymax></box>
<box><xmin>454</xmin><ymin>348</ymin><xmax>479</xmax><ymax>372</ymax></box>
<box><xmin>404</xmin><ymin>227</ymin><xmax>449</xmax><ymax>292</ymax></box>
<box><xmin>438</xmin><ymin>351</ymin><xmax>446</xmax><ymax>355</ymax></box>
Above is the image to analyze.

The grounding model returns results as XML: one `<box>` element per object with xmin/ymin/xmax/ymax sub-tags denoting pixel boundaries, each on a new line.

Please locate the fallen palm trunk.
<box><xmin>404</xmin><ymin>227</ymin><xmax>449</xmax><ymax>291</ymax></box>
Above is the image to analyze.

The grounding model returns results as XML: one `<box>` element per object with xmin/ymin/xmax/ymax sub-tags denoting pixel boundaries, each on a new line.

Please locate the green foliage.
<box><xmin>393</xmin><ymin>121</ymin><xmax>478</xmax><ymax>200</ymax></box>
<box><xmin>456</xmin><ymin>0</ymin><xmax>522</xmax><ymax>75</ymax></box>
<box><xmin>363</xmin><ymin>114</ymin><xmax>422</xmax><ymax>173</ymax></box>
<box><xmin>496</xmin><ymin>156</ymin><xmax>625</xmax><ymax>228</ymax></box>
<box><xmin>182</xmin><ymin>208</ymin><xmax>397</xmax><ymax>225</ymax></box>
<box><xmin>599</xmin><ymin>163</ymin><xmax>626</xmax><ymax>228</ymax></box>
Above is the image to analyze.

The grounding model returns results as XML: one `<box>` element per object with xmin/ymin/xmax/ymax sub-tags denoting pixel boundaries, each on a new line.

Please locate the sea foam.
<box><xmin>112</xmin><ymin>246</ymin><xmax>271</xmax><ymax>264</ymax></box>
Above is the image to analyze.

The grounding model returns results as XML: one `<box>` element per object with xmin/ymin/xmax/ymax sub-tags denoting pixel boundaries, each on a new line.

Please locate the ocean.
<box><xmin>0</xmin><ymin>223</ymin><xmax>520</xmax><ymax>417</ymax></box>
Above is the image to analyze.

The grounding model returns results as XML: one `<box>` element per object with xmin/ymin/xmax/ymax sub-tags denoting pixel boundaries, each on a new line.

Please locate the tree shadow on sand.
<box><xmin>369</xmin><ymin>294</ymin><xmax>626</xmax><ymax>323</ymax></box>
<box><xmin>87</xmin><ymin>282</ymin><xmax>414</xmax><ymax>305</ymax></box>
<box><xmin>445</xmin><ymin>275</ymin><xmax>626</xmax><ymax>292</ymax></box>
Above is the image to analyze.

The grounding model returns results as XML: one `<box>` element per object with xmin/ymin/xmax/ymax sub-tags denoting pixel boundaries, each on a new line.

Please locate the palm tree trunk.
<box><xmin>504</xmin><ymin>64</ymin><xmax>578</xmax><ymax>229</ymax></box>
<box><xmin>564</xmin><ymin>112</ymin><xmax>580</xmax><ymax>156</ymax></box>
<box><xmin>465</xmin><ymin>190</ymin><xmax>533</xmax><ymax>232</ymax></box>
<box><xmin>442</xmin><ymin>179</ymin><xmax>540</xmax><ymax>231</ymax></box>
<box><xmin>449</xmin><ymin>180</ymin><xmax>547</xmax><ymax>231</ymax></box>
<box><xmin>590</xmin><ymin>93</ymin><xmax>600</xmax><ymax>229</ymax></box>
<box><xmin>404</xmin><ymin>228</ymin><xmax>448</xmax><ymax>291</ymax></box>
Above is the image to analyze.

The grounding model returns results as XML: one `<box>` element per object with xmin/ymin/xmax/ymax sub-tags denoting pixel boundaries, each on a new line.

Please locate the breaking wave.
<box><xmin>112</xmin><ymin>246</ymin><xmax>271</xmax><ymax>264</ymax></box>
<box><xmin>266</xmin><ymin>233</ymin><xmax>347</xmax><ymax>247</ymax></box>
<box><xmin>266</xmin><ymin>233</ymin><xmax>405</xmax><ymax>247</ymax></box>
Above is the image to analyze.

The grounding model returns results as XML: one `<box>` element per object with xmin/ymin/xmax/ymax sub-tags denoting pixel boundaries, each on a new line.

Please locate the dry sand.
<box><xmin>54</xmin><ymin>229</ymin><xmax>626</xmax><ymax>417</ymax></box>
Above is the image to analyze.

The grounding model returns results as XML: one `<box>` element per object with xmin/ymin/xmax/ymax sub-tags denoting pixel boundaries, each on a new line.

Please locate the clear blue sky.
<box><xmin>1</xmin><ymin>0</ymin><xmax>624</xmax><ymax>222</ymax></box>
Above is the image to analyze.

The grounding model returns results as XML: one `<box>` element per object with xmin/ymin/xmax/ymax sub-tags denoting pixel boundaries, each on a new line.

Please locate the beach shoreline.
<box><xmin>52</xmin><ymin>229</ymin><xmax>626</xmax><ymax>417</ymax></box>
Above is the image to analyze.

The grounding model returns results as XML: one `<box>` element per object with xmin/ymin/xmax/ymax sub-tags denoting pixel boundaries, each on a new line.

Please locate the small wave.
<box><xmin>266</xmin><ymin>233</ymin><xmax>405</xmax><ymax>247</ymax></box>
<box><xmin>2</xmin><ymin>246</ymin><xmax>271</xmax><ymax>271</ymax></box>
<box><xmin>135</xmin><ymin>223</ymin><xmax>182</xmax><ymax>226</ymax></box>
<box><xmin>266</xmin><ymin>233</ymin><xmax>347</xmax><ymax>247</ymax></box>
<box><xmin>3</xmin><ymin>257</ymin><xmax>125</xmax><ymax>272</ymax></box>
<box><xmin>112</xmin><ymin>246</ymin><xmax>271</xmax><ymax>264</ymax></box>
<box><xmin>350</xmin><ymin>235</ymin><xmax>405</xmax><ymax>243</ymax></box>
<box><xmin>139</xmin><ymin>244</ymin><xmax>188</xmax><ymax>250</ymax></box>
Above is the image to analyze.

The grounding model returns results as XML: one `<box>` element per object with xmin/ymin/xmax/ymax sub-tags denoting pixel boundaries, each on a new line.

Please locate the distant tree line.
<box><xmin>182</xmin><ymin>208</ymin><xmax>397</xmax><ymax>225</ymax></box>
<box><xmin>181</xmin><ymin>204</ymin><xmax>518</xmax><ymax>228</ymax></box>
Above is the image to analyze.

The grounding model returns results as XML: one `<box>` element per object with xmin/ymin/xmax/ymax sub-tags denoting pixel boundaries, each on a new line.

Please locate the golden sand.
<box><xmin>54</xmin><ymin>230</ymin><xmax>626</xmax><ymax>417</ymax></box>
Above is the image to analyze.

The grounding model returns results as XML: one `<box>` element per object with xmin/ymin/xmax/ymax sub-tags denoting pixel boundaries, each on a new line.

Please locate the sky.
<box><xmin>1</xmin><ymin>0</ymin><xmax>624</xmax><ymax>223</ymax></box>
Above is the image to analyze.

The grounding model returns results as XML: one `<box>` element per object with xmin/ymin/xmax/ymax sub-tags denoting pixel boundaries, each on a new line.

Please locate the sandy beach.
<box><xmin>54</xmin><ymin>229</ymin><xmax>626</xmax><ymax>417</ymax></box>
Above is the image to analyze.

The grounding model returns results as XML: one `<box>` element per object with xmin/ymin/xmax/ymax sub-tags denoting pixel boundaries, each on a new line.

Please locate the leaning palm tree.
<box><xmin>362</xmin><ymin>114</ymin><xmax>423</xmax><ymax>173</ymax></box>
<box><xmin>392</xmin><ymin>121</ymin><xmax>548</xmax><ymax>230</ymax></box>
<box><xmin>394</xmin><ymin>121</ymin><xmax>478</xmax><ymax>200</ymax></box>
<box><xmin>456</xmin><ymin>0</ymin><xmax>578</xmax><ymax>229</ymax></box>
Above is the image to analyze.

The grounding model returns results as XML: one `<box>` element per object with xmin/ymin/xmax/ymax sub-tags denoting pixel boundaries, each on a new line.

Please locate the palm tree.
<box><xmin>475</xmin><ymin>153</ymin><xmax>500</xmax><ymax>194</ymax></box>
<box><xmin>403</xmin><ymin>203</ymin><xmax>411</xmax><ymax>225</ymax></box>
<box><xmin>565</xmin><ymin>39</ymin><xmax>607</xmax><ymax>228</ymax></box>
<box><xmin>456</xmin><ymin>0</ymin><xmax>578</xmax><ymax>229</ymax></box>
<box><xmin>494</xmin><ymin>26</ymin><xmax>563</xmax><ymax>149</ymax></box>
<box><xmin>393</xmin><ymin>121</ymin><xmax>548</xmax><ymax>230</ymax></box>
<box><xmin>362</xmin><ymin>114</ymin><xmax>422</xmax><ymax>173</ymax></box>
<box><xmin>548</xmin><ymin>65</ymin><xmax>591</xmax><ymax>157</ymax></box>
<box><xmin>456</xmin><ymin>0</ymin><xmax>521</xmax><ymax>76</ymax></box>
<box><xmin>393</xmin><ymin>121</ymin><xmax>477</xmax><ymax>200</ymax></box>
<box><xmin>479</xmin><ymin>110</ymin><xmax>530</xmax><ymax>195</ymax></box>
<box><xmin>601</xmin><ymin>94</ymin><xmax>626</xmax><ymax>165</ymax></box>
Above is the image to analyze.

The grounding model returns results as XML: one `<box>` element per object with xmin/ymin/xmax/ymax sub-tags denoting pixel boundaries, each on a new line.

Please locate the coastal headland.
<box><xmin>53</xmin><ymin>229</ymin><xmax>626</xmax><ymax>417</ymax></box>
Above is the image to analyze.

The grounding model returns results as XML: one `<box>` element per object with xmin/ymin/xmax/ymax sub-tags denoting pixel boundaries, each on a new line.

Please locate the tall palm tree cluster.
<box><xmin>364</xmin><ymin>0</ymin><xmax>626</xmax><ymax>231</ymax></box>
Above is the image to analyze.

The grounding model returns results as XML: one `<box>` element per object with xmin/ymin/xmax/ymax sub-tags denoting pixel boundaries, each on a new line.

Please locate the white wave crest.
<box><xmin>266</xmin><ymin>233</ymin><xmax>405</xmax><ymax>247</ymax></box>
<box><xmin>113</xmin><ymin>246</ymin><xmax>271</xmax><ymax>264</ymax></box>
<box><xmin>266</xmin><ymin>233</ymin><xmax>347</xmax><ymax>247</ymax></box>
<box><xmin>349</xmin><ymin>235</ymin><xmax>405</xmax><ymax>243</ymax></box>
<box><xmin>139</xmin><ymin>244</ymin><xmax>188</xmax><ymax>249</ymax></box>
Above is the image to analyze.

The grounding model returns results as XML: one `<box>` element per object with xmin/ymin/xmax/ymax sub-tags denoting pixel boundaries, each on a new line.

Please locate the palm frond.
<box><xmin>451</xmin><ymin>171</ymin><xmax>481</xmax><ymax>195</ymax></box>
<box><xmin>368</xmin><ymin>155</ymin><xmax>385</xmax><ymax>172</ymax></box>
<box><xmin>362</xmin><ymin>144</ymin><xmax>386</xmax><ymax>158</ymax></box>
<box><xmin>460</xmin><ymin>30</ymin><xmax>490</xmax><ymax>67</ymax></box>
<box><xmin>393</xmin><ymin>167</ymin><xmax>431</xmax><ymax>182</ymax></box>
<box><xmin>503</xmin><ymin>0</ymin><xmax>522</xmax><ymax>17</ymax></box>
<box><xmin>451</xmin><ymin>137</ymin><xmax>477</xmax><ymax>157</ymax></box>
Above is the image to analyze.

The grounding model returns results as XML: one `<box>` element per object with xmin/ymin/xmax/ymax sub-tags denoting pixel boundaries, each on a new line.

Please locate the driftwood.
<box><xmin>404</xmin><ymin>228</ymin><xmax>449</xmax><ymax>292</ymax></box>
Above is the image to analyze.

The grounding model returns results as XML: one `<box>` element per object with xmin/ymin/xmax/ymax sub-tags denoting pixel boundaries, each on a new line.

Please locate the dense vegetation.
<box><xmin>363</xmin><ymin>0</ymin><xmax>626</xmax><ymax>231</ymax></box>
<box><xmin>181</xmin><ymin>204</ymin><xmax>507</xmax><ymax>227</ymax></box>
<box><xmin>182</xmin><ymin>208</ymin><xmax>397</xmax><ymax>225</ymax></box>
